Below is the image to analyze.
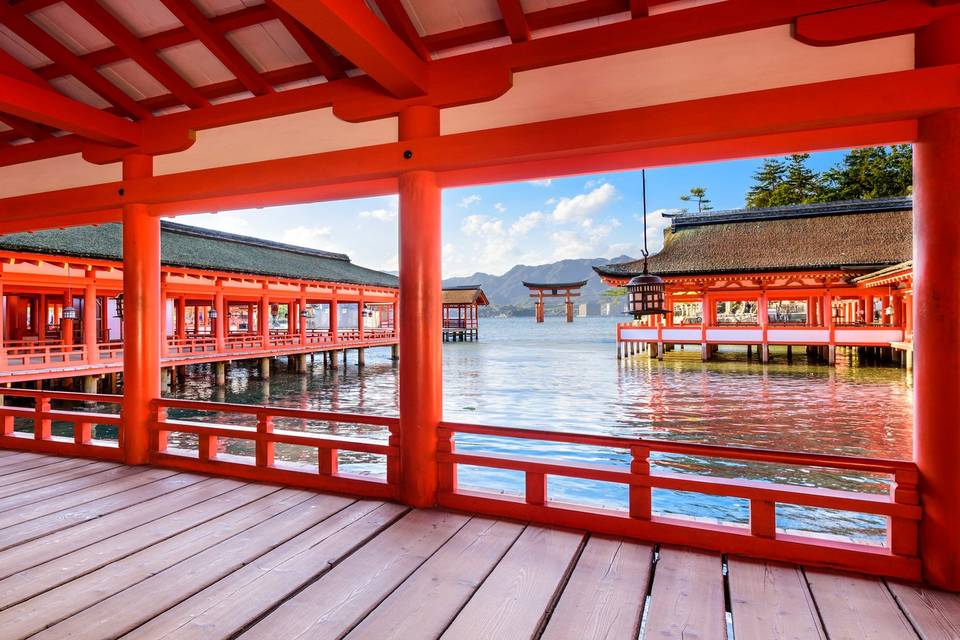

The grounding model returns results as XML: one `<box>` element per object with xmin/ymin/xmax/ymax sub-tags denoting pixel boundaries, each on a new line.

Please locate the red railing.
<box><xmin>436</xmin><ymin>421</ymin><xmax>921</xmax><ymax>580</ymax></box>
<box><xmin>2</xmin><ymin>342</ymin><xmax>87</xmax><ymax>369</ymax></box>
<box><xmin>165</xmin><ymin>335</ymin><xmax>217</xmax><ymax>355</ymax></box>
<box><xmin>0</xmin><ymin>388</ymin><xmax>122</xmax><ymax>460</ymax></box>
<box><xmin>150</xmin><ymin>398</ymin><xmax>399</xmax><ymax>500</ymax></box>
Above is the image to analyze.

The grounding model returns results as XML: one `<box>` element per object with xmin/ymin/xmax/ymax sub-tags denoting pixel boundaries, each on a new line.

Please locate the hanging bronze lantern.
<box><xmin>114</xmin><ymin>293</ymin><xmax>124</xmax><ymax>318</ymax></box>
<box><xmin>62</xmin><ymin>304</ymin><xmax>78</xmax><ymax>320</ymax></box>
<box><xmin>627</xmin><ymin>169</ymin><xmax>667</xmax><ymax>319</ymax></box>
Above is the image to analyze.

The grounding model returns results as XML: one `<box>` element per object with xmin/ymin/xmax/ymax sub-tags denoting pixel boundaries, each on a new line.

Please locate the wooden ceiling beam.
<box><xmin>272</xmin><ymin>0</ymin><xmax>428</xmax><ymax>97</ymax></box>
<box><xmin>373</xmin><ymin>0</ymin><xmax>431</xmax><ymax>61</ymax></box>
<box><xmin>497</xmin><ymin>0</ymin><xmax>531</xmax><ymax>43</ymax></box>
<box><xmin>157</xmin><ymin>0</ymin><xmax>274</xmax><ymax>96</ymax></box>
<box><xmin>0</xmin><ymin>73</ymin><xmax>141</xmax><ymax>145</ymax></box>
<box><xmin>0</xmin><ymin>9</ymin><xmax>151</xmax><ymax>119</ymax></box>
<box><xmin>265</xmin><ymin>1</ymin><xmax>346</xmax><ymax>81</ymax></box>
<box><xmin>65</xmin><ymin>0</ymin><xmax>210</xmax><ymax>109</ymax></box>
<box><xmin>630</xmin><ymin>0</ymin><xmax>650</xmax><ymax>18</ymax></box>
<box><xmin>795</xmin><ymin>0</ymin><xmax>960</xmax><ymax>45</ymax></box>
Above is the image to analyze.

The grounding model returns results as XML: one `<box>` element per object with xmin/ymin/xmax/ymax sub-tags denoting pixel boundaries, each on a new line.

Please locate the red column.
<box><xmin>914</xmin><ymin>15</ymin><xmax>960</xmax><ymax>590</ymax></box>
<box><xmin>83</xmin><ymin>282</ymin><xmax>97</xmax><ymax>362</ymax></box>
<box><xmin>121</xmin><ymin>154</ymin><xmax>159</xmax><ymax>465</ymax></box>
<box><xmin>259</xmin><ymin>294</ymin><xmax>270</xmax><ymax>347</ymax></box>
<box><xmin>176</xmin><ymin>296</ymin><xmax>186</xmax><ymax>339</ymax></box>
<box><xmin>398</xmin><ymin>105</ymin><xmax>442</xmax><ymax>507</ymax></box>
<box><xmin>330</xmin><ymin>294</ymin><xmax>339</xmax><ymax>342</ymax></box>
<box><xmin>214</xmin><ymin>288</ymin><xmax>225</xmax><ymax>351</ymax></box>
<box><xmin>299</xmin><ymin>293</ymin><xmax>307</xmax><ymax>344</ymax></box>
<box><xmin>358</xmin><ymin>289</ymin><xmax>365</xmax><ymax>341</ymax></box>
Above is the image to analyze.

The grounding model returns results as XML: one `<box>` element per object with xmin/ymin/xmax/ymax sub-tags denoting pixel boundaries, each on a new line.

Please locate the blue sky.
<box><xmin>179</xmin><ymin>150</ymin><xmax>847</xmax><ymax>278</ymax></box>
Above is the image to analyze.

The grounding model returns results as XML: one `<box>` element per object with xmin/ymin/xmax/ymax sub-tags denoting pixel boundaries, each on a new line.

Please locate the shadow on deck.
<box><xmin>0</xmin><ymin>451</ymin><xmax>955</xmax><ymax>640</ymax></box>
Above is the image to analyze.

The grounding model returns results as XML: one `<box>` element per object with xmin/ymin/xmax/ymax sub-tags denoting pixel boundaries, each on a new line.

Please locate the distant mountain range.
<box><xmin>442</xmin><ymin>256</ymin><xmax>634</xmax><ymax>308</ymax></box>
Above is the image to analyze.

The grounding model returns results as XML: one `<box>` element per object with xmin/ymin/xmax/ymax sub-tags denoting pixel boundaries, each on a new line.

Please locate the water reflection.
<box><xmin>161</xmin><ymin>317</ymin><xmax>912</xmax><ymax>542</ymax></box>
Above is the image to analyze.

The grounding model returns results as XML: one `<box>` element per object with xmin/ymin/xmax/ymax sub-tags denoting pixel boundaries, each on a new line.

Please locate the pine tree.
<box><xmin>680</xmin><ymin>187</ymin><xmax>712</xmax><ymax>212</ymax></box>
<box><xmin>745</xmin><ymin>159</ymin><xmax>786</xmax><ymax>208</ymax></box>
<box><xmin>770</xmin><ymin>154</ymin><xmax>822</xmax><ymax>205</ymax></box>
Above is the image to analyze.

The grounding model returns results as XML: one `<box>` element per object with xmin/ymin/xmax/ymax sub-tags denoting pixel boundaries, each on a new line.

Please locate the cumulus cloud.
<box><xmin>458</xmin><ymin>194</ymin><xmax>482</xmax><ymax>208</ymax></box>
<box><xmin>551</xmin><ymin>183</ymin><xmax>617</xmax><ymax>222</ymax></box>
<box><xmin>633</xmin><ymin>208</ymin><xmax>678</xmax><ymax>254</ymax></box>
<box><xmin>462</xmin><ymin>214</ymin><xmax>505</xmax><ymax>236</ymax></box>
<box><xmin>359</xmin><ymin>208</ymin><xmax>396</xmax><ymax>221</ymax></box>
<box><xmin>282</xmin><ymin>225</ymin><xmax>334</xmax><ymax>249</ymax></box>
<box><xmin>550</xmin><ymin>218</ymin><xmax>621</xmax><ymax>260</ymax></box>
<box><xmin>509</xmin><ymin>211</ymin><xmax>544</xmax><ymax>236</ymax></box>
<box><xmin>494</xmin><ymin>202</ymin><xmax>506</xmax><ymax>213</ymax></box>
<box><xmin>528</xmin><ymin>179</ymin><xmax>553</xmax><ymax>187</ymax></box>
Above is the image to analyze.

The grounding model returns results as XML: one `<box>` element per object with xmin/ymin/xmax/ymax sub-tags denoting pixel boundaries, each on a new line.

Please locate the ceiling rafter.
<box><xmin>0</xmin><ymin>48</ymin><xmax>54</xmax><ymax>141</ymax></box>
<box><xmin>2</xmin><ymin>114</ymin><xmax>54</xmax><ymax>141</ymax></box>
<box><xmin>157</xmin><ymin>0</ymin><xmax>274</xmax><ymax>96</ymax></box>
<box><xmin>0</xmin><ymin>9</ymin><xmax>151</xmax><ymax>120</ymax></box>
<box><xmin>372</xmin><ymin>0</ymin><xmax>431</xmax><ymax>61</ymax></box>
<box><xmin>64</xmin><ymin>0</ymin><xmax>210</xmax><ymax>109</ymax></box>
<box><xmin>272</xmin><ymin>0</ymin><xmax>428</xmax><ymax>97</ymax></box>
<box><xmin>497</xmin><ymin>0</ymin><xmax>531</xmax><ymax>43</ymax></box>
<box><xmin>0</xmin><ymin>73</ymin><xmax>140</xmax><ymax>145</ymax></box>
<box><xmin>265</xmin><ymin>0</ymin><xmax>346</xmax><ymax>81</ymax></box>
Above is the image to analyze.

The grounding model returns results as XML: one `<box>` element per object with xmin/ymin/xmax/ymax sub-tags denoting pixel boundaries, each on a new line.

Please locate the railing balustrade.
<box><xmin>436</xmin><ymin>420</ymin><xmax>921</xmax><ymax>580</ymax></box>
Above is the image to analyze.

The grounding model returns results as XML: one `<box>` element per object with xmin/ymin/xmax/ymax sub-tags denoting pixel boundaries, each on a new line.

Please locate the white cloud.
<box><xmin>584</xmin><ymin>177</ymin><xmax>606</xmax><ymax>189</ymax></box>
<box><xmin>359</xmin><ymin>208</ymin><xmax>396</xmax><ymax>221</ymax></box>
<box><xmin>509</xmin><ymin>211</ymin><xmax>544</xmax><ymax>236</ymax></box>
<box><xmin>550</xmin><ymin>218</ymin><xmax>621</xmax><ymax>260</ymax></box>
<box><xmin>528</xmin><ymin>179</ymin><xmax>553</xmax><ymax>187</ymax></box>
<box><xmin>180</xmin><ymin>213</ymin><xmax>251</xmax><ymax>234</ymax></box>
<box><xmin>458</xmin><ymin>194</ymin><xmax>482</xmax><ymax>208</ymax></box>
<box><xmin>494</xmin><ymin>202</ymin><xmax>506</xmax><ymax>213</ymax></box>
<box><xmin>282</xmin><ymin>225</ymin><xmax>334</xmax><ymax>249</ymax></box>
<box><xmin>462</xmin><ymin>214</ymin><xmax>505</xmax><ymax>236</ymax></box>
<box><xmin>551</xmin><ymin>183</ymin><xmax>617</xmax><ymax>222</ymax></box>
<box><xmin>633</xmin><ymin>208</ymin><xmax>677</xmax><ymax>255</ymax></box>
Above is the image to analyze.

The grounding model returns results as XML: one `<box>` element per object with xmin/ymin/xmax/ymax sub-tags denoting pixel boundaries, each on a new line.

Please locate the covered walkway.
<box><xmin>0</xmin><ymin>451</ymin><xmax>956</xmax><ymax>640</ymax></box>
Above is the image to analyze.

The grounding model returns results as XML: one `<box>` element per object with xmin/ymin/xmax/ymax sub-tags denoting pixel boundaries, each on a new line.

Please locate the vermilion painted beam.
<box><xmin>630</xmin><ymin>0</ymin><xmax>650</xmax><ymax>18</ymax></box>
<box><xmin>0</xmin><ymin>9</ymin><xmax>150</xmax><ymax>120</ymax></box>
<box><xmin>0</xmin><ymin>74</ymin><xmax>141</xmax><ymax>145</ymax></box>
<box><xmin>0</xmin><ymin>65</ymin><xmax>951</xmax><ymax>227</ymax></box>
<box><xmin>158</xmin><ymin>0</ymin><xmax>274</xmax><ymax>96</ymax></box>
<box><xmin>265</xmin><ymin>1</ymin><xmax>346</xmax><ymax>81</ymax></box>
<box><xmin>373</xmin><ymin>0</ymin><xmax>432</xmax><ymax>61</ymax></box>
<box><xmin>497</xmin><ymin>0</ymin><xmax>531</xmax><ymax>43</ymax></box>
<box><xmin>65</xmin><ymin>0</ymin><xmax>210</xmax><ymax>109</ymax></box>
<box><xmin>795</xmin><ymin>0</ymin><xmax>960</xmax><ymax>45</ymax></box>
<box><xmin>272</xmin><ymin>0</ymin><xmax>429</xmax><ymax>97</ymax></box>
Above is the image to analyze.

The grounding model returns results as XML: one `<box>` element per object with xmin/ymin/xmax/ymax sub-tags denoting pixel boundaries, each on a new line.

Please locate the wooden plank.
<box><xmin>0</xmin><ymin>467</ymin><xmax>183</xmax><ymax>550</ymax></box>
<box><xmin>32</xmin><ymin>492</ymin><xmax>355</xmax><ymax>640</ymax></box>
<box><xmin>241</xmin><ymin>509</ymin><xmax>471</xmax><ymax>639</ymax></box>
<box><xmin>0</xmin><ymin>452</ymin><xmax>65</xmax><ymax>476</ymax></box>
<box><xmin>0</xmin><ymin>487</ymin><xmax>311</xmax><ymax>640</ymax></box>
<box><xmin>805</xmin><ymin>570</ymin><xmax>917</xmax><ymax>639</ymax></box>
<box><xmin>124</xmin><ymin>501</ymin><xmax>406</xmax><ymax>640</ymax></box>
<box><xmin>540</xmin><ymin>537</ymin><xmax>653</xmax><ymax>640</ymax></box>
<box><xmin>347</xmin><ymin>518</ymin><xmax>524</xmax><ymax>640</ymax></box>
<box><xmin>0</xmin><ymin>465</ymin><xmax>155</xmax><ymax>527</ymax></box>
<box><xmin>0</xmin><ymin>457</ymin><xmax>105</xmax><ymax>496</ymax></box>
<box><xmin>728</xmin><ymin>557</ymin><xmax>825</xmax><ymax>640</ymax></box>
<box><xmin>644</xmin><ymin>546</ymin><xmax>727</xmax><ymax>640</ymax></box>
<box><xmin>0</xmin><ymin>475</ymin><xmax>231</xmax><ymax>582</ymax></box>
<box><xmin>0</xmin><ymin>480</ymin><xmax>264</xmax><ymax>609</ymax></box>
<box><xmin>440</xmin><ymin>525</ymin><xmax>585</xmax><ymax>640</ymax></box>
<box><xmin>0</xmin><ymin>461</ymin><xmax>122</xmax><ymax>512</ymax></box>
<box><xmin>887</xmin><ymin>581</ymin><xmax>960</xmax><ymax>640</ymax></box>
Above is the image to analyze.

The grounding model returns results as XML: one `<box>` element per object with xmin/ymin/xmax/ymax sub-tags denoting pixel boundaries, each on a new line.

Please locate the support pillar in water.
<box><xmin>357</xmin><ymin>348</ymin><xmax>366</xmax><ymax>367</ymax></box>
<box><xmin>260</xmin><ymin>357</ymin><xmax>271</xmax><ymax>379</ymax></box>
<box><xmin>83</xmin><ymin>375</ymin><xmax>98</xmax><ymax>394</ymax></box>
<box><xmin>215</xmin><ymin>361</ymin><xmax>226</xmax><ymax>386</ymax></box>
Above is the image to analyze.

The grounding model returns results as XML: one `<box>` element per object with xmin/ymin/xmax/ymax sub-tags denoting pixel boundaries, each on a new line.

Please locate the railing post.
<box><xmin>256</xmin><ymin>413</ymin><xmax>274</xmax><ymax>467</ymax></box>
<box><xmin>750</xmin><ymin>500</ymin><xmax>777</xmax><ymax>539</ymax></box>
<box><xmin>437</xmin><ymin>426</ymin><xmax>456</xmax><ymax>494</ymax></box>
<box><xmin>198</xmin><ymin>432</ymin><xmax>218</xmax><ymax>462</ymax></box>
<box><xmin>889</xmin><ymin>468</ymin><xmax>920</xmax><ymax>557</ymax></box>
<box><xmin>151</xmin><ymin>406</ymin><xmax>168</xmax><ymax>454</ymax></box>
<box><xmin>629</xmin><ymin>445</ymin><xmax>651</xmax><ymax>519</ymax></box>
<box><xmin>398</xmin><ymin>106</ymin><xmax>442</xmax><ymax>508</ymax></box>
<box><xmin>75</xmin><ymin>420</ymin><xmax>92</xmax><ymax>445</ymax></box>
<box><xmin>319</xmin><ymin>447</ymin><xmax>338</xmax><ymax>476</ymax></box>
<box><xmin>526</xmin><ymin>471</ymin><xmax>547</xmax><ymax>506</ymax></box>
<box><xmin>34</xmin><ymin>395</ymin><xmax>51</xmax><ymax>440</ymax></box>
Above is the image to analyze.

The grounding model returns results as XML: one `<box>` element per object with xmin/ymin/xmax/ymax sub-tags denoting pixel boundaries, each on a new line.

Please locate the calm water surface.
<box><xmin>165</xmin><ymin>317</ymin><xmax>913</xmax><ymax>542</ymax></box>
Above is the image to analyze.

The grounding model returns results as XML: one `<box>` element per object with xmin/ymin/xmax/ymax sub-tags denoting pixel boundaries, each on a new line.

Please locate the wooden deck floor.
<box><xmin>0</xmin><ymin>452</ymin><xmax>957</xmax><ymax>640</ymax></box>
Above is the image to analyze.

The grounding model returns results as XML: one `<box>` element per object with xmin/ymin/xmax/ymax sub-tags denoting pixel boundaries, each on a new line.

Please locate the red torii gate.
<box><xmin>0</xmin><ymin>0</ymin><xmax>955</xmax><ymax>589</ymax></box>
<box><xmin>523</xmin><ymin>281</ymin><xmax>588</xmax><ymax>323</ymax></box>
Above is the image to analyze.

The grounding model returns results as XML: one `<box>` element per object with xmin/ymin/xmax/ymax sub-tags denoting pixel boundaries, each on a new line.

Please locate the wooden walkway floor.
<box><xmin>0</xmin><ymin>451</ymin><xmax>957</xmax><ymax>640</ymax></box>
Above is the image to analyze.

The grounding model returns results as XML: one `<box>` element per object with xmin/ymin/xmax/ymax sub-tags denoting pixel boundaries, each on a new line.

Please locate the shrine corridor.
<box><xmin>0</xmin><ymin>451</ymin><xmax>955</xmax><ymax>640</ymax></box>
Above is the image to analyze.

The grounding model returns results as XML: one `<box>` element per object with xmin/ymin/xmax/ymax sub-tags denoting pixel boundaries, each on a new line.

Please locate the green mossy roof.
<box><xmin>0</xmin><ymin>221</ymin><xmax>399</xmax><ymax>288</ymax></box>
<box><xmin>595</xmin><ymin>198</ymin><xmax>913</xmax><ymax>278</ymax></box>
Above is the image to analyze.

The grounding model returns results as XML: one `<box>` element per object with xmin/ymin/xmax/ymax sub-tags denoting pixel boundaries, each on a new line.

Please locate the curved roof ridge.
<box><xmin>160</xmin><ymin>220</ymin><xmax>351</xmax><ymax>262</ymax></box>
<box><xmin>671</xmin><ymin>196</ymin><xmax>913</xmax><ymax>229</ymax></box>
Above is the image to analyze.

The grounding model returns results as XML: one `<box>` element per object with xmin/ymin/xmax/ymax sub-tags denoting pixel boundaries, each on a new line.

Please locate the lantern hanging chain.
<box><xmin>641</xmin><ymin>169</ymin><xmax>650</xmax><ymax>274</ymax></box>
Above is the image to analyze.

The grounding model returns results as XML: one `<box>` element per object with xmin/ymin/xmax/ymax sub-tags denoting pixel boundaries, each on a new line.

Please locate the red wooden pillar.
<box><xmin>299</xmin><ymin>292</ymin><xmax>308</xmax><ymax>344</ymax></box>
<box><xmin>83</xmin><ymin>282</ymin><xmax>97</xmax><ymax>362</ymax></box>
<box><xmin>121</xmin><ymin>154</ymin><xmax>159</xmax><ymax>465</ymax></box>
<box><xmin>214</xmin><ymin>287</ymin><xmax>225</xmax><ymax>351</ymax></box>
<box><xmin>398</xmin><ymin>105</ymin><xmax>442</xmax><ymax>508</ymax></box>
<box><xmin>259</xmin><ymin>294</ymin><xmax>270</xmax><ymax>347</ymax></box>
<box><xmin>915</xmin><ymin>15</ymin><xmax>960</xmax><ymax>590</ymax></box>
<box><xmin>358</xmin><ymin>289</ymin><xmax>366</xmax><ymax>341</ymax></box>
<box><xmin>176</xmin><ymin>296</ymin><xmax>186</xmax><ymax>339</ymax></box>
<box><xmin>330</xmin><ymin>292</ymin><xmax>339</xmax><ymax>342</ymax></box>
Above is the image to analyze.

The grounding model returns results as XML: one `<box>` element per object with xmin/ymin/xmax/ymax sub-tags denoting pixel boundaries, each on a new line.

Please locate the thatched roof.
<box><xmin>595</xmin><ymin>197</ymin><xmax>912</xmax><ymax>279</ymax></box>
<box><xmin>0</xmin><ymin>221</ymin><xmax>398</xmax><ymax>288</ymax></box>
<box><xmin>442</xmin><ymin>285</ymin><xmax>490</xmax><ymax>306</ymax></box>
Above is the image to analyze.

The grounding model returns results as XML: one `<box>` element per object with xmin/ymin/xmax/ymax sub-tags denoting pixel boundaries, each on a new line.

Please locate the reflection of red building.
<box><xmin>595</xmin><ymin>198</ymin><xmax>913</xmax><ymax>364</ymax></box>
<box><xmin>0</xmin><ymin>222</ymin><xmax>398</xmax><ymax>385</ymax></box>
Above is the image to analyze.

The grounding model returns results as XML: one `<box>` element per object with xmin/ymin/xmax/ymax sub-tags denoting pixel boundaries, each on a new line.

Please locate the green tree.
<box><xmin>820</xmin><ymin>145</ymin><xmax>912</xmax><ymax>201</ymax></box>
<box><xmin>770</xmin><ymin>154</ymin><xmax>822</xmax><ymax>206</ymax></box>
<box><xmin>746</xmin><ymin>158</ymin><xmax>786</xmax><ymax>208</ymax></box>
<box><xmin>680</xmin><ymin>187</ymin><xmax>712</xmax><ymax>212</ymax></box>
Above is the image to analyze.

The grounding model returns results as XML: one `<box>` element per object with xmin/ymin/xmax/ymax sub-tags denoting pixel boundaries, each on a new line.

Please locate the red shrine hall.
<box><xmin>0</xmin><ymin>0</ymin><xmax>958</xmax><ymax>636</ymax></box>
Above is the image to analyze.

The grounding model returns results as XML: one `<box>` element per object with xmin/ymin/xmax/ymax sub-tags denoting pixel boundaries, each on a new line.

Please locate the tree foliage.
<box><xmin>680</xmin><ymin>187</ymin><xmax>713</xmax><ymax>212</ymax></box>
<box><xmin>745</xmin><ymin>146</ymin><xmax>912</xmax><ymax>208</ymax></box>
